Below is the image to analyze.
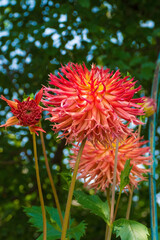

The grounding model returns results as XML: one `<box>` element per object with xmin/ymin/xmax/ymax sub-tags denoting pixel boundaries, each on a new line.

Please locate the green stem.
<box><xmin>126</xmin><ymin>186</ymin><xmax>134</xmax><ymax>220</ymax></box>
<box><xmin>106</xmin><ymin>187</ymin><xmax>111</xmax><ymax>211</ymax></box>
<box><xmin>61</xmin><ymin>138</ymin><xmax>87</xmax><ymax>240</ymax></box>
<box><xmin>39</xmin><ymin>122</ymin><xmax>63</xmax><ymax>226</ymax></box>
<box><xmin>125</xmin><ymin>122</ymin><xmax>141</xmax><ymax>220</ymax></box>
<box><xmin>107</xmin><ymin>139</ymin><xmax>119</xmax><ymax>240</ymax></box>
<box><xmin>32</xmin><ymin>133</ymin><xmax>47</xmax><ymax>240</ymax></box>
<box><xmin>138</xmin><ymin>122</ymin><xmax>142</xmax><ymax>137</ymax></box>
<box><xmin>105</xmin><ymin>187</ymin><xmax>111</xmax><ymax>240</ymax></box>
<box><xmin>107</xmin><ymin>225</ymin><xmax>113</xmax><ymax>240</ymax></box>
<box><xmin>113</xmin><ymin>192</ymin><xmax>121</xmax><ymax>221</ymax></box>
<box><xmin>105</xmin><ymin>224</ymin><xmax>109</xmax><ymax>240</ymax></box>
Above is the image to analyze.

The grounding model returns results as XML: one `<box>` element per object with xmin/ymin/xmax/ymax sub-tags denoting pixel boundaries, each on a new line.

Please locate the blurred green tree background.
<box><xmin>0</xmin><ymin>0</ymin><xmax>160</xmax><ymax>239</ymax></box>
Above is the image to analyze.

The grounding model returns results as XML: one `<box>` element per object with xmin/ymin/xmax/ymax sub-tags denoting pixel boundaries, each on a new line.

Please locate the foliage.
<box><xmin>74</xmin><ymin>191</ymin><xmax>110</xmax><ymax>224</ymax></box>
<box><xmin>113</xmin><ymin>218</ymin><xmax>149</xmax><ymax>240</ymax></box>
<box><xmin>24</xmin><ymin>206</ymin><xmax>86</xmax><ymax>240</ymax></box>
<box><xmin>74</xmin><ymin>192</ymin><xmax>150</xmax><ymax>240</ymax></box>
<box><xmin>119</xmin><ymin>159</ymin><xmax>133</xmax><ymax>193</ymax></box>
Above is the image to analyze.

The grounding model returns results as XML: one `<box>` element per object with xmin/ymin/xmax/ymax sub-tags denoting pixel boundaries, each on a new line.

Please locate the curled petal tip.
<box><xmin>29</xmin><ymin>125</ymin><xmax>46</xmax><ymax>135</ymax></box>
<box><xmin>35</xmin><ymin>88</ymin><xmax>44</xmax><ymax>104</ymax></box>
<box><xmin>1</xmin><ymin>95</ymin><xmax>18</xmax><ymax>109</ymax></box>
<box><xmin>0</xmin><ymin>116</ymin><xmax>19</xmax><ymax>128</ymax></box>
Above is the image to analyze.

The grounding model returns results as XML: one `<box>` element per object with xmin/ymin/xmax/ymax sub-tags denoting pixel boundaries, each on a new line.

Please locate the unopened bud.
<box><xmin>142</xmin><ymin>97</ymin><xmax>157</xmax><ymax>117</ymax></box>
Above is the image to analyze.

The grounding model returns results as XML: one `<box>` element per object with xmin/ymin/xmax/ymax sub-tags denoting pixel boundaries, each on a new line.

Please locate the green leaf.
<box><xmin>113</xmin><ymin>219</ymin><xmax>149</xmax><ymax>240</ymax></box>
<box><xmin>74</xmin><ymin>191</ymin><xmax>110</xmax><ymax>224</ymax></box>
<box><xmin>37</xmin><ymin>230</ymin><xmax>61</xmax><ymax>240</ymax></box>
<box><xmin>24</xmin><ymin>206</ymin><xmax>86</xmax><ymax>240</ymax></box>
<box><xmin>23</xmin><ymin>93</ymin><xmax>35</xmax><ymax>100</ymax></box>
<box><xmin>57</xmin><ymin>172</ymin><xmax>72</xmax><ymax>191</ymax></box>
<box><xmin>37</xmin><ymin>221</ymin><xmax>86</xmax><ymax>240</ymax></box>
<box><xmin>67</xmin><ymin>221</ymin><xmax>87</xmax><ymax>240</ymax></box>
<box><xmin>119</xmin><ymin>159</ymin><xmax>133</xmax><ymax>192</ymax></box>
<box><xmin>24</xmin><ymin>206</ymin><xmax>61</xmax><ymax>239</ymax></box>
<box><xmin>45</xmin><ymin>209</ymin><xmax>61</xmax><ymax>232</ymax></box>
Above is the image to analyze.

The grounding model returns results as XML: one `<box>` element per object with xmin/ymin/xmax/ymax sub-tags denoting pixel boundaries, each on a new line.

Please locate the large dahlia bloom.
<box><xmin>69</xmin><ymin>134</ymin><xmax>151</xmax><ymax>191</ymax></box>
<box><xmin>0</xmin><ymin>88</ymin><xmax>45</xmax><ymax>135</ymax></box>
<box><xmin>43</xmin><ymin>63</ymin><xmax>144</xmax><ymax>145</ymax></box>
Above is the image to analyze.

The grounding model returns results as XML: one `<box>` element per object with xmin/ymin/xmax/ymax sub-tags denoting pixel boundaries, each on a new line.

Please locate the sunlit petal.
<box><xmin>1</xmin><ymin>95</ymin><xmax>18</xmax><ymax>109</ymax></box>
<box><xmin>0</xmin><ymin>116</ymin><xmax>19</xmax><ymax>128</ymax></box>
<box><xmin>43</xmin><ymin>63</ymin><xmax>144</xmax><ymax>146</ymax></box>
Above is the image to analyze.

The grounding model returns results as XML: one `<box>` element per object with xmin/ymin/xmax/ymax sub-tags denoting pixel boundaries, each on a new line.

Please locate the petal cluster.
<box><xmin>69</xmin><ymin>134</ymin><xmax>151</xmax><ymax>191</ymax></box>
<box><xmin>0</xmin><ymin>88</ymin><xmax>45</xmax><ymax>135</ymax></box>
<box><xmin>43</xmin><ymin>63</ymin><xmax>144</xmax><ymax>146</ymax></box>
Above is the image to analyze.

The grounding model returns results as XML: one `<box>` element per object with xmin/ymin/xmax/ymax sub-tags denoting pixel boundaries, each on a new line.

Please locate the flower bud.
<box><xmin>143</xmin><ymin>97</ymin><xmax>157</xmax><ymax>117</ymax></box>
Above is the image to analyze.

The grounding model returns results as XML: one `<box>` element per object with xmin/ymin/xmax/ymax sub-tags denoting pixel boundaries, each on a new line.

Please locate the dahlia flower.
<box><xmin>142</xmin><ymin>96</ymin><xmax>157</xmax><ymax>117</ymax></box>
<box><xmin>0</xmin><ymin>88</ymin><xmax>45</xmax><ymax>135</ymax></box>
<box><xmin>69</xmin><ymin>134</ymin><xmax>151</xmax><ymax>191</ymax></box>
<box><xmin>43</xmin><ymin>63</ymin><xmax>144</xmax><ymax>145</ymax></box>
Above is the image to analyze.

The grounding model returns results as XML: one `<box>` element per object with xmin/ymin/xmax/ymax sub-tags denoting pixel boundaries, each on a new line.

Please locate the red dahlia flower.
<box><xmin>43</xmin><ymin>63</ymin><xmax>144</xmax><ymax>145</ymax></box>
<box><xmin>70</xmin><ymin>134</ymin><xmax>151</xmax><ymax>191</ymax></box>
<box><xmin>0</xmin><ymin>88</ymin><xmax>45</xmax><ymax>135</ymax></box>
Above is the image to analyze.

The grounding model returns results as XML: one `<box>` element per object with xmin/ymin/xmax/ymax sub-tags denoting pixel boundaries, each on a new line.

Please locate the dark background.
<box><xmin>0</xmin><ymin>0</ymin><xmax>160</xmax><ymax>239</ymax></box>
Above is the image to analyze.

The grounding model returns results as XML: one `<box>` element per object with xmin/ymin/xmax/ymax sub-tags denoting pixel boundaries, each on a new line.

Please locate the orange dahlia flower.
<box><xmin>43</xmin><ymin>63</ymin><xmax>144</xmax><ymax>145</ymax></box>
<box><xmin>69</xmin><ymin>134</ymin><xmax>151</xmax><ymax>191</ymax></box>
<box><xmin>0</xmin><ymin>88</ymin><xmax>45</xmax><ymax>135</ymax></box>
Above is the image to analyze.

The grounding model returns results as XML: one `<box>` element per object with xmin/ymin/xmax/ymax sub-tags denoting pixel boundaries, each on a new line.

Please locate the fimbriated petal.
<box><xmin>70</xmin><ymin>133</ymin><xmax>152</xmax><ymax>191</ymax></box>
<box><xmin>43</xmin><ymin>63</ymin><xmax>144</xmax><ymax>146</ymax></box>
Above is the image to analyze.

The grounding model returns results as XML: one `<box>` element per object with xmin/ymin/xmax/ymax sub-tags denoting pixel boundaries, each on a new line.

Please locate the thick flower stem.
<box><xmin>105</xmin><ymin>188</ymin><xmax>111</xmax><ymax>240</ymax></box>
<box><xmin>61</xmin><ymin>138</ymin><xmax>87</xmax><ymax>240</ymax></box>
<box><xmin>106</xmin><ymin>192</ymin><xmax>121</xmax><ymax>240</ymax></box>
<box><xmin>107</xmin><ymin>226</ymin><xmax>113</xmax><ymax>240</ymax></box>
<box><xmin>126</xmin><ymin>123</ymin><xmax>141</xmax><ymax>220</ymax></box>
<box><xmin>107</xmin><ymin>139</ymin><xmax>119</xmax><ymax>240</ymax></box>
<box><xmin>113</xmin><ymin>192</ymin><xmax>121</xmax><ymax>221</ymax></box>
<box><xmin>138</xmin><ymin>123</ymin><xmax>142</xmax><ymax>137</ymax></box>
<box><xmin>106</xmin><ymin>187</ymin><xmax>111</xmax><ymax>211</ymax></box>
<box><xmin>126</xmin><ymin>185</ymin><xmax>134</xmax><ymax>220</ymax></box>
<box><xmin>39</xmin><ymin>122</ymin><xmax>63</xmax><ymax>226</ymax></box>
<box><xmin>32</xmin><ymin>133</ymin><xmax>47</xmax><ymax>240</ymax></box>
<box><xmin>105</xmin><ymin>225</ymin><xmax>109</xmax><ymax>240</ymax></box>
